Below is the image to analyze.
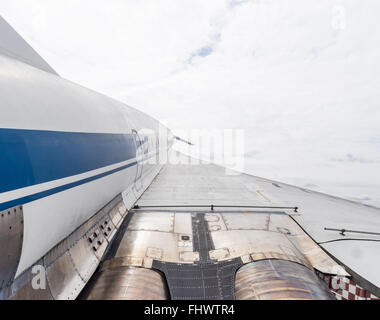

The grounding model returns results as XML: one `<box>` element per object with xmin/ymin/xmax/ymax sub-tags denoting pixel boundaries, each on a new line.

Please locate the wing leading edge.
<box><xmin>0</xmin><ymin>16</ymin><xmax>59</xmax><ymax>76</ymax></box>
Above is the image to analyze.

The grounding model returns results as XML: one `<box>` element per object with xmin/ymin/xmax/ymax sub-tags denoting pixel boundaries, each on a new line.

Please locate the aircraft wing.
<box><xmin>81</xmin><ymin>151</ymin><xmax>380</xmax><ymax>300</ymax></box>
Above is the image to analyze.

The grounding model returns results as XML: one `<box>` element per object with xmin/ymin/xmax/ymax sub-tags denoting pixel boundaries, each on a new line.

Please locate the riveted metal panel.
<box><xmin>0</xmin><ymin>205</ymin><xmax>24</xmax><ymax>289</ymax></box>
<box><xmin>110</xmin><ymin>210</ymin><xmax>123</xmax><ymax>229</ymax></box>
<box><xmin>209</xmin><ymin>248</ymin><xmax>230</xmax><ymax>260</ymax></box>
<box><xmin>69</xmin><ymin>237</ymin><xmax>99</xmax><ymax>282</ymax></box>
<box><xmin>6</xmin><ymin>194</ymin><xmax>129</xmax><ymax>300</ymax></box>
<box><xmin>127</xmin><ymin>212</ymin><xmax>174</xmax><ymax>232</ymax></box>
<box><xmin>115</xmin><ymin>230</ymin><xmax>180</xmax><ymax>262</ymax></box>
<box><xmin>205</xmin><ymin>213</ymin><xmax>227</xmax><ymax>232</ymax></box>
<box><xmin>107</xmin><ymin>197</ymin><xmax>126</xmax><ymax>229</ymax></box>
<box><xmin>102</xmin><ymin>256</ymin><xmax>144</xmax><ymax>270</ymax></box>
<box><xmin>86</xmin><ymin>224</ymin><xmax>108</xmax><ymax>261</ymax></box>
<box><xmin>45</xmin><ymin>251</ymin><xmax>85</xmax><ymax>300</ymax></box>
<box><xmin>6</xmin><ymin>259</ymin><xmax>54</xmax><ymax>300</ymax></box>
<box><xmin>100</xmin><ymin>215</ymin><xmax>117</xmax><ymax>242</ymax></box>
<box><xmin>146</xmin><ymin>247</ymin><xmax>163</xmax><ymax>260</ymax></box>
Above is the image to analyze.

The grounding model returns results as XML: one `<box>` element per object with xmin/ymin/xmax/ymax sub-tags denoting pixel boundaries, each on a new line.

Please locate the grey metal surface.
<box><xmin>138</xmin><ymin>154</ymin><xmax>269</xmax><ymax>207</ymax></box>
<box><xmin>2</xmin><ymin>194</ymin><xmax>128</xmax><ymax>300</ymax></box>
<box><xmin>0</xmin><ymin>16</ymin><xmax>58</xmax><ymax>75</ymax></box>
<box><xmin>2</xmin><ymin>258</ymin><xmax>54</xmax><ymax>300</ymax></box>
<box><xmin>137</xmin><ymin>151</ymin><xmax>380</xmax><ymax>290</ymax></box>
<box><xmin>235</xmin><ymin>260</ymin><xmax>334</xmax><ymax>300</ymax></box>
<box><xmin>83</xmin><ymin>207</ymin><xmax>344</xmax><ymax>300</ymax></box>
<box><xmin>82</xmin><ymin>266</ymin><xmax>169</xmax><ymax>300</ymax></box>
<box><xmin>45</xmin><ymin>250</ymin><xmax>85</xmax><ymax>300</ymax></box>
<box><xmin>0</xmin><ymin>205</ymin><xmax>23</xmax><ymax>290</ymax></box>
<box><xmin>113</xmin><ymin>209</ymin><xmax>345</xmax><ymax>276</ymax></box>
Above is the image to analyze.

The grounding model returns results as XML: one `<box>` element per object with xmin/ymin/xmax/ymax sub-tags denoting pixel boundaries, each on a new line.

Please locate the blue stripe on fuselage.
<box><xmin>0</xmin><ymin>128</ymin><xmax>137</xmax><ymax>193</ymax></box>
<box><xmin>0</xmin><ymin>161</ymin><xmax>137</xmax><ymax>211</ymax></box>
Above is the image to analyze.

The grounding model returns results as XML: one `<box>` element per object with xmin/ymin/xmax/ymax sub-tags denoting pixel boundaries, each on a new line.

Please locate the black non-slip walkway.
<box><xmin>153</xmin><ymin>213</ymin><xmax>243</xmax><ymax>300</ymax></box>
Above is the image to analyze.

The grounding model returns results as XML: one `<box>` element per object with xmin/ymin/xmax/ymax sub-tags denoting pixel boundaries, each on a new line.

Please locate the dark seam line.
<box><xmin>318</xmin><ymin>238</ymin><xmax>380</xmax><ymax>245</ymax></box>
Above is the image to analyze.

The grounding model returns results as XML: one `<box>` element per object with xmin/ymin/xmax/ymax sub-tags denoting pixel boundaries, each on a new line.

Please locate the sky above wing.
<box><xmin>1</xmin><ymin>0</ymin><xmax>380</xmax><ymax>207</ymax></box>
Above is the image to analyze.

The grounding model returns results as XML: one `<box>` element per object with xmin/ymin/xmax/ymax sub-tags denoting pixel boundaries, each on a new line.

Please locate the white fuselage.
<box><xmin>0</xmin><ymin>53</ymin><xmax>172</xmax><ymax>276</ymax></box>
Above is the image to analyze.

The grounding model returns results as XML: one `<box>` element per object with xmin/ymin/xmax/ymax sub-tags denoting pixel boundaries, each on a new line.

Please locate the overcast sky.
<box><xmin>1</xmin><ymin>1</ymin><xmax>380</xmax><ymax>207</ymax></box>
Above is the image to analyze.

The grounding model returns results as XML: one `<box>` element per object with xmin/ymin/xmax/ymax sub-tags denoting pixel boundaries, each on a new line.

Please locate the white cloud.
<box><xmin>1</xmin><ymin>0</ymin><xmax>380</xmax><ymax>207</ymax></box>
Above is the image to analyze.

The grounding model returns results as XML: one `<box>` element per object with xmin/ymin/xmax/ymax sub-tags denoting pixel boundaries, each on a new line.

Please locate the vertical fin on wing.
<box><xmin>0</xmin><ymin>16</ymin><xmax>59</xmax><ymax>76</ymax></box>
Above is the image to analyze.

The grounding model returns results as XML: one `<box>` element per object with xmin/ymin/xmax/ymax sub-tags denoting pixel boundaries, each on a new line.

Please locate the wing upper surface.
<box><xmin>138</xmin><ymin>151</ymin><xmax>380</xmax><ymax>291</ymax></box>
